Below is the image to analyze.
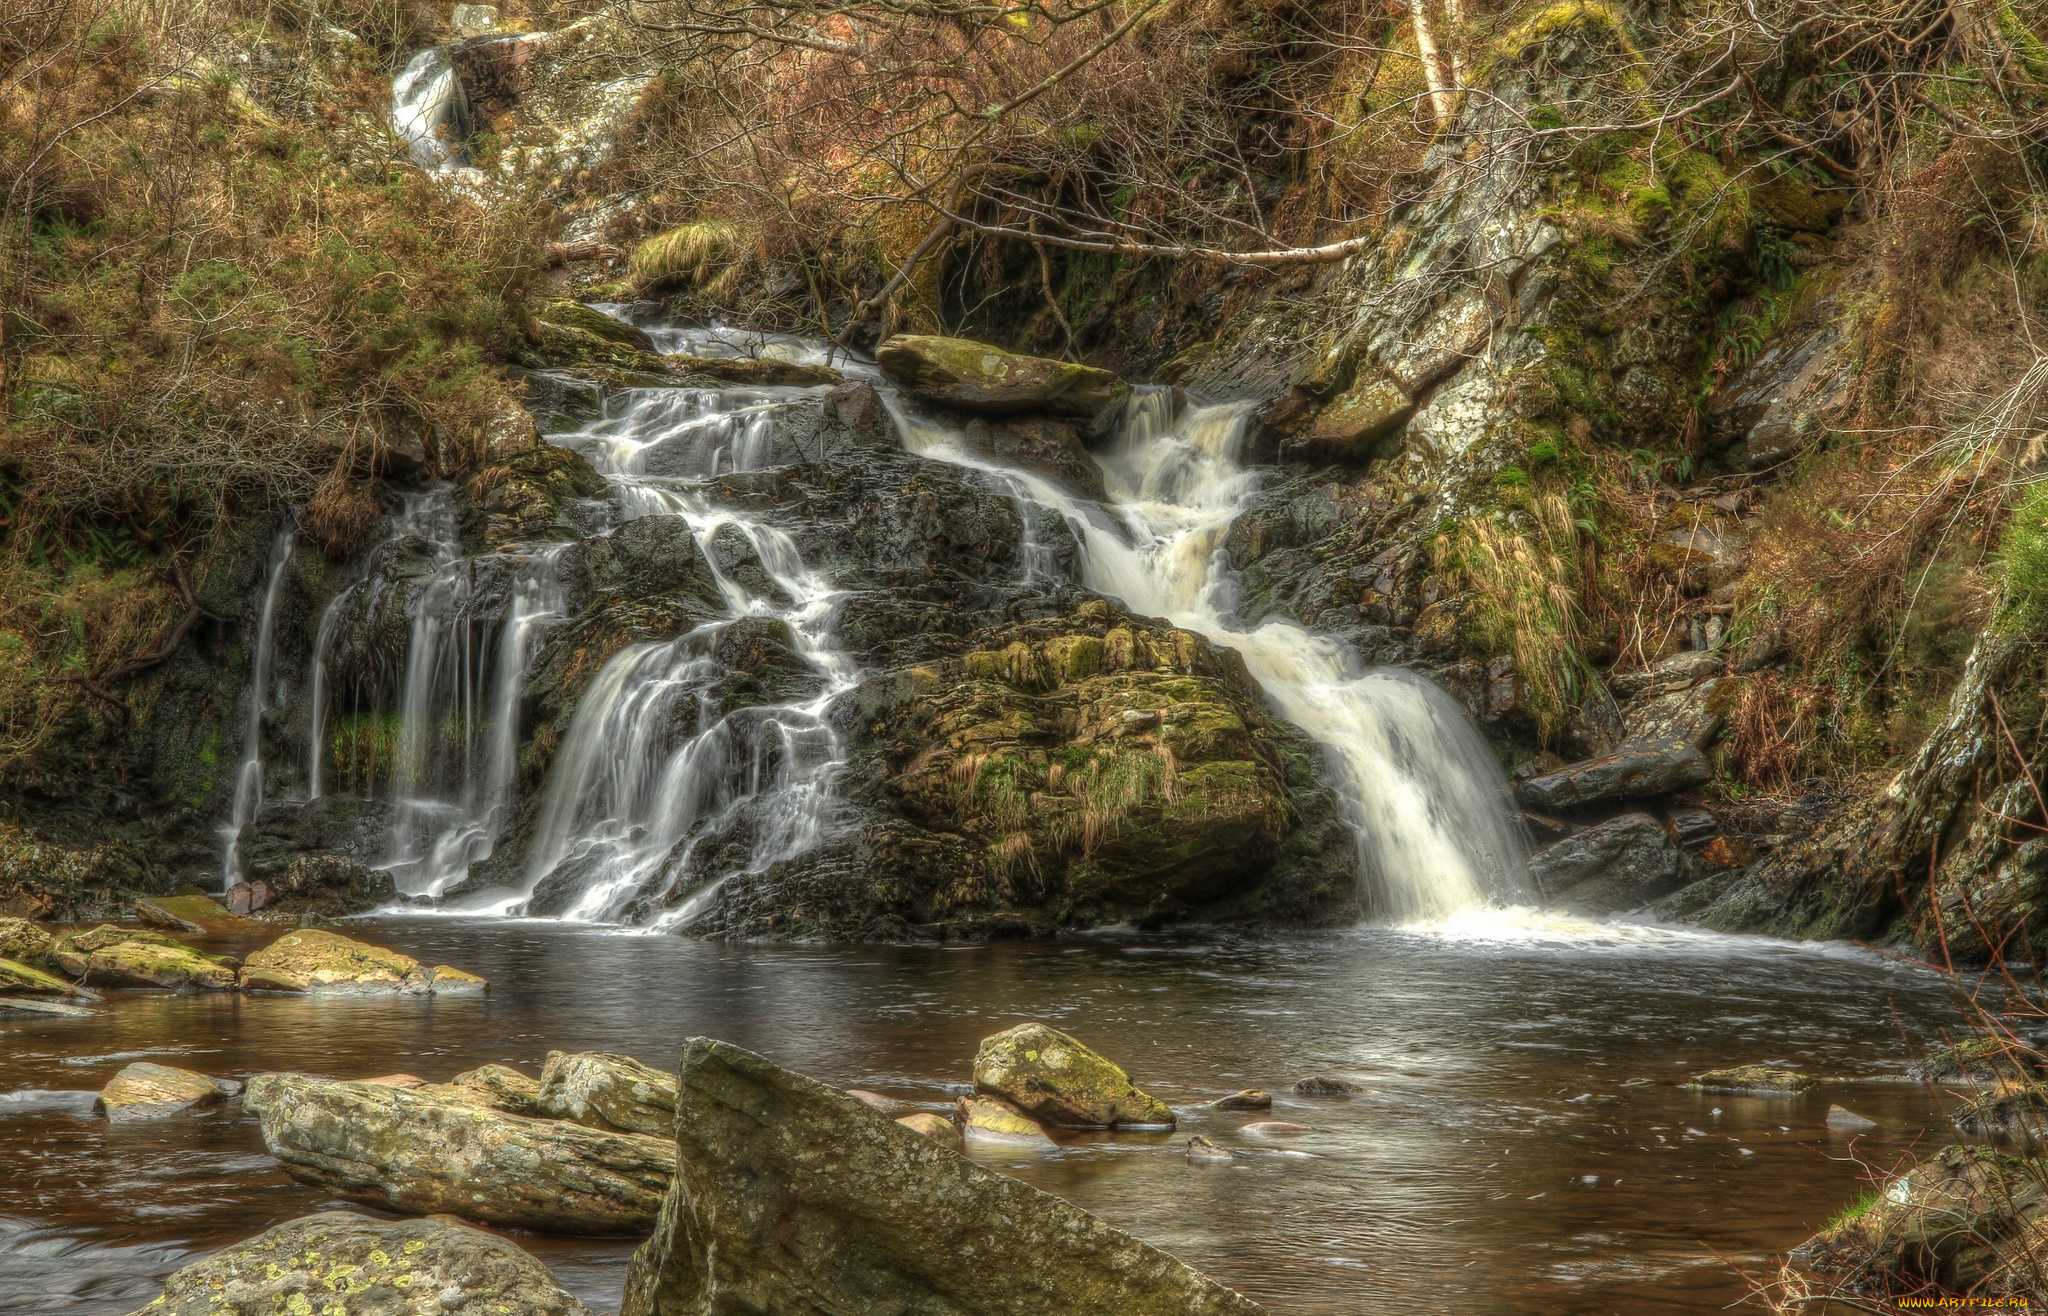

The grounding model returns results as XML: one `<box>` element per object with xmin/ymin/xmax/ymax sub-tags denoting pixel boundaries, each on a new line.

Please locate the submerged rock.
<box><xmin>1187</xmin><ymin>1136</ymin><xmax>1237</xmax><ymax>1165</ymax></box>
<box><xmin>97</xmin><ymin>1063</ymin><xmax>240</xmax><ymax>1122</ymax></box>
<box><xmin>956</xmin><ymin>1094</ymin><xmax>1056</xmax><ymax>1147</ymax></box>
<box><xmin>895</xmin><ymin>1111</ymin><xmax>964</xmax><ymax>1152</ymax></box>
<box><xmin>1826</xmin><ymin>1104</ymin><xmax>1879</xmax><ymax>1133</ymax></box>
<box><xmin>1687</xmin><ymin>1065</ymin><xmax>1817</xmax><ymax>1096</ymax></box>
<box><xmin>1952</xmin><ymin>1082</ymin><xmax>2048</xmax><ymax>1142</ymax></box>
<box><xmin>536</xmin><ymin>1050</ymin><xmax>677</xmax><ymax>1137</ymax></box>
<box><xmin>620</xmin><ymin>1038</ymin><xmax>1265</xmax><ymax>1315</ymax></box>
<box><xmin>1212</xmin><ymin>1089</ymin><xmax>1272</xmax><ymax>1110</ymax></box>
<box><xmin>973</xmin><ymin>1022</ymin><xmax>1174</xmax><ymax>1129</ymax></box>
<box><xmin>126</xmin><ymin>1209</ymin><xmax>590</xmax><ymax>1315</ymax></box>
<box><xmin>238</xmin><ymin>928</ymin><xmax>484</xmax><ymax>995</ymax></box>
<box><xmin>876</xmin><ymin>334</ymin><xmax>1130</xmax><ymax>433</ymax></box>
<box><xmin>0</xmin><ymin>917</ymin><xmax>52</xmax><ymax>964</ymax></box>
<box><xmin>49</xmin><ymin>926</ymin><xmax>238</xmax><ymax>991</ymax></box>
<box><xmin>1242</xmin><ymin>1121</ymin><xmax>1315</xmax><ymax>1137</ymax></box>
<box><xmin>1292</xmin><ymin>1075</ymin><xmax>1360</xmax><ymax>1096</ymax></box>
<box><xmin>245</xmin><ymin>1073</ymin><xmax>674</xmax><ymax>1235</ymax></box>
<box><xmin>1798</xmin><ymin>1143</ymin><xmax>2047</xmax><ymax>1299</ymax></box>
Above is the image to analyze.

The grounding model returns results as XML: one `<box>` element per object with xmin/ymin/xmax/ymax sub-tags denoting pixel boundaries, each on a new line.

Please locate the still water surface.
<box><xmin>0</xmin><ymin>914</ymin><xmax>1978</xmax><ymax>1313</ymax></box>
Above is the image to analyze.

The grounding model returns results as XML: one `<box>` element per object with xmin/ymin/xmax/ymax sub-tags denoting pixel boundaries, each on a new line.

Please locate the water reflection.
<box><xmin>0</xmin><ymin>919</ymin><xmax>1976</xmax><ymax>1314</ymax></box>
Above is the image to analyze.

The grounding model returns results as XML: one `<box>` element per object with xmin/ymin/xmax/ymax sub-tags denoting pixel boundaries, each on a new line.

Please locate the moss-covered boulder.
<box><xmin>536</xmin><ymin>1050</ymin><xmax>678</xmax><ymax>1138</ymax></box>
<box><xmin>955</xmin><ymin>1094</ymin><xmax>1056</xmax><ymax>1147</ymax></box>
<box><xmin>620</xmin><ymin>1039</ymin><xmax>1264</xmax><ymax>1316</ymax></box>
<box><xmin>974</xmin><ymin>1022</ymin><xmax>1174</xmax><ymax>1129</ymax></box>
<box><xmin>238</xmin><ymin>928</ymin><xmax>485</xmax><ymax>995</ymax></box>
<box><xmin>0</xmin><ymin>956</ymin><xmax>91</xmax><ymax>997</ymax></box>
<box><xmin>49</xmin><ymin>926</ymin><xmax>238</xmax><ymax>991</ymax></box>
<box><xmin>244</xmin><ymin>1072</ymin><xmax>674</xmax><ymax>1235</ymax></box>
<box><xmin>1913</xmin><ymin>1037</ymin><xmax>2043</xmax><ymax>1087</ymax></box>
<box><xmin>1686</xmin><ymin>1065</ymin><xmax>1816</xmax><ymax>1096</ymax></box>
<box><xmin>128</xmin><ymin>1210</ymin><xmax>590</xmax><ymax>1316</ymax></box>
<box><xmin>134</xmin><ymin>894</ymin><xmax>259</xmax><ymax>935</ymax></box>
<box><xmin>96</xmin><ymin>1062</ymin><xmax>240</xmax><ymax>1122</ymax></box>
<box><xmin>683</xmin><ymin>605</ymin><xmax>1357</xmax><ymax>940</ymax></box>
<box><xmin>0</xmin><ymin>917</ymin><xmax>52</xmax><ymax>964</ymax></box>
<box><xmin>877</xmin><ymin>335</ymin><xmax>1130</xmax><ymax>432</ymax></box>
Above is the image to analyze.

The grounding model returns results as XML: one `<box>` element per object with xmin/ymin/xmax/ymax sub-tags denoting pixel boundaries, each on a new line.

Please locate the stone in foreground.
<box><xmin>536</xmin><ymin>1049</ymin><xmax>677</xmax><ymax>1137</ymax></box>
<box><xmin>621</xmin><ymin>1038</ymin><xmax>1265</xmax><ymax>1316</ymax></box>
<box><xmin>0</xmin><ymin>955</ymin><xmax>92</xmax><ymax>997</ymax></box>
<box><xmin>97</xmin><ymin>1062</ymin><xmax>240</xmax><ymax>1122</ymax></box>
<box><xmin>244</xmin><ymin>1072</ymin><xmax>673</xmax><ymax>1235</ymax></box>
<box><xmin>125</xmin><ymin>1209</ymin><xmax>589</xmax><ymax>1316</ymax></box>
<box><xmin>49</xmin><ymin>926</ymin><xmax>237</xmax><ymax>991</ymax></box>
<box><xmin>973</xmin><ymin>1021</ymin><xmax>1175</xmax><ymax>1128</ymax></box>
<box><xmin>239</xmin><ymin>928</ymin><xmax>484</xmax><ymax>994</ymax></box>
<box><xmin>1687</xmin><ymin>1065</ymin><xmax>1817</xmax><ymax>1096</ymax></box>
<box><xmin>876</xmin><ymin>334</ymin><xmax>1130</xmax><ymax>431</ymax></box>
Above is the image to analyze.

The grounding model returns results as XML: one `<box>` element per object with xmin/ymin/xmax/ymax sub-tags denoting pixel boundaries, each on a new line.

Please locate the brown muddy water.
<box><xmin>0</xmin><ymin>913</ymin><xmax>1993</xmax><ymax>1313</ymax></box>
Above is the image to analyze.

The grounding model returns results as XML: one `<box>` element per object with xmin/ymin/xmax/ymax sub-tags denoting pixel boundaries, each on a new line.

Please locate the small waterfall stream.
<box><xmin>891</xmin><ymin>387</ymin><xmax>1528</xmax><ymax>922</ymax></box>
<box><xmin>391</xmin><ymin>48</ymin><xmax>469</xmax><ymax>170</ymax></box>
<box><xmin>219</xmin><ymin>522</ymin><xmax>297</xmax><ymax>887</ymax></box>
<box><xmin>506</xmin><ymin>381</ymin><xmax>857</xmax><ymax>926</ymax></box>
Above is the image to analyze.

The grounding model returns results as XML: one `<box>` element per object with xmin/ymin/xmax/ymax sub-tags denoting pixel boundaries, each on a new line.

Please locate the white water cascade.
<box><xmin>892</xmin><ymin>387</ymin><xmax>1528</xmax><ymax>923</ymax></box>
<box><xmin>391</xmin><ymin>48</ymin><xmax>469</xmax><ymax>170</ymax></box>
<box><xmin>219</xmin><ymin>522</ymin><xmax>297</xmax><ymax>887</ymax></box>
<box><xmin>508</xmin><ymin>380</ymin><xmax>857</xmax><ymax>927</ymax></box>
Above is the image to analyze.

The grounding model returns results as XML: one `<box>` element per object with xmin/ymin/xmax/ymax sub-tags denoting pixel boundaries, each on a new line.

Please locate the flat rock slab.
<box><xmin>98</xmin><ymin>1062</ymin><xmax>240</xmax><ymax>1122</ymax></box>
<box><xmin>0</xmin><ymin>956</ymin><xmax>92</xmax><ymax>997</ymax></box>
<box><xmin>134</xmin><ymin>894</ymin><xmax>262</xmax><ymax>935</ymax></box>
<box><xmin>621</xmin><ymin>1038</ymin><xmax>1264</xmax><ymax>1316</ymax></box>
<box><xmin>239</xmin><ymin>928</ymin><xmax>485</xmax><ymax>995</ymax></box>
<box><xmin>126</xmin><ymin>1209</ymin><xmax>590</xmax><ymax>1315</ymax></box>
<box><xmin>1687</xmin><ymin>1065</ymin><xmax>1817</xmax><ymax>1096</ymax></box>
<box><xmin>49</xmin><ymin>927</ymin><xmax>237</xmax><ymax>991</ymax></box>
<box><xmin>245</xmin><ymin>1073</ymin><xmax>674</xmax><ymax>1235</ymax></box>
<box><xmin>1516</xmin><ymin>745</ymin><xmax>1713</xmax><ymax>811</ymax></box>
<box><xmin>877</xmin><ymin>334</ymin><xmax>1130</xmax><ymax>430</ymax></box>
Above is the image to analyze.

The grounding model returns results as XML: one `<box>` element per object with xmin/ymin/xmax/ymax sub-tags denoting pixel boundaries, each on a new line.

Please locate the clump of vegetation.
<box><xmin>0</xmin><ymin>0</ymin><xmax>548</xmax><ymax>775</ymax></box>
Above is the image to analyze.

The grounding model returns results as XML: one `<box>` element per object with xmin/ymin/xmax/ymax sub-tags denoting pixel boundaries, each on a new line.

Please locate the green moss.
<box><xmin>1997</xmin><ymin>480</ymin><xmax>2048</xmax><ymax>632</ymax></box>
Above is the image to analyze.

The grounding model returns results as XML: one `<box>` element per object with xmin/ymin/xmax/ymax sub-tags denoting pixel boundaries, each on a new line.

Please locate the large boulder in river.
<box><xmin>97</xmin><ymin>1062</ymin><xmax>240</xmax><ymax>1122</ymax></box>
<box><xmin>49</xmin><ymin>926</ymin><xmax>238</xmax><ymax>991</ymax></box>
<box><xmin>126</xmin><ymin>1209</ymin><xmax>590</xmax><ymax>1316</ymax></box>
<box><xmin>686</xmin><ymin>606</ymin><xmax>1358</xmax><ymax>939</ymax></box>
<box><xmin>973</xmin><ymin>1022</ymin><xmax>1174</xmax><ymax>1129</ymax></box>
<box><xmin>245</xmin><ymin>1072</ymin><xmax>673</xmax><ymax>1234</ymax></box>
<box><xmin>0</xmin><ymin>955</ymin><xmax>91</xmax><ymax>997</ymax></box>
<box><xmin>536</xmin><ymin>1049</ymin><xmax>678</xmax><ymax>1137</ymax></box>
<box><xmin>620</xmin><ymin>1038</ymin><xmax>1264</xmax><ymax>1315</ymax></box>
<box><xmin>877</xmin><ymin>335</ymin><xmax>1131</xmax><ymax>434</ymax></box>
<box><xmin>238</xmin><ymin>928</ymin><xmax>484</xmax><ymax>995</ymax></box>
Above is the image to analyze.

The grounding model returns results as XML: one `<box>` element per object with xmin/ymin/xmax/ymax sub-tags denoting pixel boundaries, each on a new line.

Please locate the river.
<box><xmin>0</xmin><ymin>914</ymin><xmax>1967</xmax><ymax>1314</ymax></box>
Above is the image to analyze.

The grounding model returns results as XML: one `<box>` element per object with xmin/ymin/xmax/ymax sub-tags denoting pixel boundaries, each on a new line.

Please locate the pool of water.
<box><xmin>0</xmin><ymin>913</ymin><xmax>1981</xmax><ymax>1313</ymax></box>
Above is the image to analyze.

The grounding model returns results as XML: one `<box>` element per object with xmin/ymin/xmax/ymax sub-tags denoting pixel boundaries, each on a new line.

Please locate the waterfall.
<box><xmin>219</xmin><ymin>522</ymin><xmax>298</xmax><ymax>888</ymax></box>
<box><xmin>891</xmin><ymin>387</ymin><xmax>1527</xmax><ymax>923</ymax></box>
<box><xmin>391</xmin><ymin>47</ymin><xmax>469</xmax><ymax>170</ymax></box>
<box><xmin>369</xmin><ymin>492</ymin><xmax>568</xmax><ymax>898</ymax></box>
<box><xmin>509</xmin><ymin>381</ymin><xmax>856</xmax><ymax>926</ymax></box>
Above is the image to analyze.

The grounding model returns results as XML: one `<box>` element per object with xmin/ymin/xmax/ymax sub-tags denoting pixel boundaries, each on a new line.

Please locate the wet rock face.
<box><xmin>620</xmin><ymin>1038</ymin><xmax>1265</xmax><ymax>1316</ymax></box>
<box><xmin>244</xmin><ymin>1073</ymin><xmax>675</xmax><ymax>1235</ymax></box>
<box><xmin>1528</xmin><ymin>813</ymin><xmax>1692</xmax><ymax>915</ymax></box>
<box><xmin>688</xmin><ymin>605</ymin><xmax>1358</xmax><ymax>940</ymax></box>
<box><xmin>96</xmin><ymin>1062</ymin><xmax>240</xmax><ymax>1122</ymax></box>
<box><xmin>128</xmin><ymin>1210</ymin><xmax>591</xmax><ymax>1316</ymax></box>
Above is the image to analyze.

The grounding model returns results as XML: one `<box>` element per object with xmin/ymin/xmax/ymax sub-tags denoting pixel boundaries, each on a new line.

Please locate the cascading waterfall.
<box><xmin>391</xmin><ymin>47</ymin><xmax>470</xmax><ymax>170</ymax></box>
<box><xmin>509</xmin><ymin>380</ymin><xmax>856</xmax><ymax>926</ymax></box>
<box><xmin>219</xmin><ymin>521</ymin><xmax>298</xmax><ymax>887</ymax></box>
<box><xmin>892</xmin><ymin>387</ymin><xmax>1528</xmax><ymax>923</ymax></box>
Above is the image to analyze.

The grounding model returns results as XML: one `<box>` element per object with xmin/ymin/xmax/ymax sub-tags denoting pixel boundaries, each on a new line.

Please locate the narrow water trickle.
<box><xmin>891</xmin><ymin>386</ymin><xmax>1528</xmax><ymax>922</ymax></box>
<box><xmin>219</xmin><ymin>521</ymin><xmax>297</xmax><ymax>888</ymax></box>
<box><xmin>391</xmin><ymin>47</ymin><xmax>469</xmax><ymax>170</ymax></box>
<box><xmin>508</xmin><ymin>378</ymin><xmax>857</xmax><ymax>926</ymax></box>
